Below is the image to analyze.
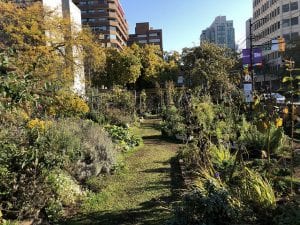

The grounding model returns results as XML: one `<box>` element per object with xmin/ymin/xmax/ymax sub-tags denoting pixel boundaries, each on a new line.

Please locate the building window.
<box><xmin>149</xmin><ymin>39</ymin><xmax>160</xmax><ymax>43</ymax></box>
<box><xmin>290</xmin><ymin>2</ymin><xmax>298</xmax><ymax>10</ymax></box>
<box><xmin>79</xmin><ymin>1</ymin><xmax>87</xmax><ymax>5</ymax></box>
<box><xmin>291</xmin><ymin>17</ymin><xmax>299</xmax><ymax>26</ymax></box>
<box><xmin>138</xmin><ymin>40</ymin><xmax>147</xmax><ymax>44</ymax></box>
<box><xmin>282</xmin><ymin>19</ymin><xmax>290</xmax><ymax>27</ymax></box>
<box><xmin>282</xmin><ymin>3</ymin><xmax>290</xmax><ymax>13</ymax></box>
<box><xmin>98</xmin><ymin>9</ymin><xmax>105</xmax><ymax>13</ymax></box>
<box><xmin>291</xmin><ymin>32</ymin><xmax>299</xmax><ymax>39</ymax></box>
<box><xmin>109</xmin><ymin>34</ymin><xmax>116</xmax><ymax>40</ymax></box>
<box><xmin>283</xmin><ymin>34</ymin><xmax>290</xmax><ymax>42</ymax></box>
<box><xmin>109</xmin><ymin>26</ymin><xmax>116</xmax><ymax>31</ymax></box>
<box><xmin>149</xmin><ymin>33</ymin><xmax>158</xmax><ymax>37</ymax></box>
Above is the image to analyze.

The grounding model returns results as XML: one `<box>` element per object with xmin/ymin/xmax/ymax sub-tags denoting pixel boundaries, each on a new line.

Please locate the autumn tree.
<box><xmin>0</xmin><ymin>1</ymin><xmax>105</xmax><ymax>117</ymax></box>
<box><xmin>92</xmin><ymin>46</ymin><xmax>141</xmax><ymax>88</ymax></box>
<box><xmin>0</xmin><ymin>1</ymin><xmax>105</xmax><ymax>91</ymax></box>
<box><xmin>132</xmin><ymin>44</ymin><xmax>165</xmax><ymax>89</ymax></box>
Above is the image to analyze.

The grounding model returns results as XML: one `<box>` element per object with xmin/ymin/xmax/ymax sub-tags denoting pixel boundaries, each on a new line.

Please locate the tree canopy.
<box><xmin>181</xmin><ymin>42</ymin><xmax>238</xmax><ymax>100</ymax></box>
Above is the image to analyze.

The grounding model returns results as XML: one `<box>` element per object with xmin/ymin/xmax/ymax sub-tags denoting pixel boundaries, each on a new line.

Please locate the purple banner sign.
<box><xmin>242</xmin><ymin>49</ymin><xmax>251</xmax><ymax>65</ymax></box>
<box><xmin>253</xmin><ymin>48</ymin><xmax>262</xmax><ymax>64</ymax></box>
<box><xmin>242</xmin><ymin>48</ymin><xmax>262</xmax><ymax>65</ymax></box>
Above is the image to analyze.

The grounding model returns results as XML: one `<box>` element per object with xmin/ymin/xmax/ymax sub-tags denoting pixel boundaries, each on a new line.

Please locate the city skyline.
<box><xmin>121</xmin><ymin>0</ymin><xmax>252</xmax><ymax>52</ymax></box>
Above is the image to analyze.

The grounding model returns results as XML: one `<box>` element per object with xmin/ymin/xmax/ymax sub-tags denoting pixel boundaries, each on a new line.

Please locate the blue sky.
<box><xmin>121</xmin><ymin>0</ymin><xmax>252</xmax><ymax>52</ymax></box>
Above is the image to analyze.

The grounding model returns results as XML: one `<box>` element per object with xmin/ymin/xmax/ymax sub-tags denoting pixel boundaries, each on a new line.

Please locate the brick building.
<box><xmin>128</xmin><ymin>22</ymin><xmax>163</xmax><ymax>51</ymax></box>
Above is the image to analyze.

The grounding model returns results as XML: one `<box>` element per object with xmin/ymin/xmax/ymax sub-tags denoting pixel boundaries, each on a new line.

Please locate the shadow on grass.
<box><xmin>60</xmin><ymin>156</ymin><xmax>184</xmax><ymax>225</ymax></box>
<box><xmin>142</xmin><ymin>135</ymin><xmax>184</xmax><ymax>145</ymax></box>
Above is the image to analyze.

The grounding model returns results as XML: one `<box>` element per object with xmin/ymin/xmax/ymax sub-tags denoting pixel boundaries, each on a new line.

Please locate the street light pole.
<box><xmin>248</xmin><ymin>17</ymin><xmax>268</xmax><ymax>95</ymax></box>
<box><xmin>249</xmin><ymin>19</ymin><xmax>254</xmax><ymax>94</ymax></box>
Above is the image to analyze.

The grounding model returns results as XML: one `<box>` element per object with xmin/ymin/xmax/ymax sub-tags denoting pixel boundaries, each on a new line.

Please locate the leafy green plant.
<box><xmin>45</xmin><ymin>199</ymin><xmax>64</xmax><ymax>223</ymax></box>
<box><xmin>178</xmin><ymin>143</ymin><xmax>202</xmax><ymax>171</ymax></box>
<box><xmin>175</xmin><ymin>180</ymin><xmax>244</xmax><ymax>225</ymax></box>
<box><xmin>273</xmin><ymin>199</ymin><xmax>300</xmax><ymax>225</ymax></box>
<box><xmin>161</xmin><ymin>105</ymin><xmax>185</xmax><ymax>137</ymax></box>
<box><xmin>104</xmin><ymin>125</ymin><xmax>142</xmax><ymax>152</ymax></box>
<box><xmin>47</xmin><ymin>170</ymin><xmax>84</xmax><ymax>206</ymax></box>
<box><xmin>208</xmin><ymin>144</ymin><xmax>236</xmax><ymax>181</ymax></box>
<box><xmin>239</xmin><ymin>124</ymin><xmax>288</xmax><ymax>158</ymax></box>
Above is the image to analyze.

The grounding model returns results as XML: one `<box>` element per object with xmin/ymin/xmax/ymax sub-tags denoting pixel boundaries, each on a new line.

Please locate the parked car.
<box><xmin>271</xmin><ymin>93</ymin><xmax>286</xmax><ymax>104</ymax></box>
<box><xmin>262</xmin><ymin>93</ymin><xmax>286</xmax><ymax>104</ymax></box>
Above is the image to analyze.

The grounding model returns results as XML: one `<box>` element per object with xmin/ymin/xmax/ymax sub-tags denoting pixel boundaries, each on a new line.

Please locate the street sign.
<box><xmin>244</xmin><ymin>83</ymin><xmax>252</xmax><ymax>91</ymax></box>
<box><xmin>244</xmin><ymin>90</ymin><xmax>253</xmax><ymax>103</ymax></box>
<box><xmin>244</xmin><ymin>83</ymin><xmax>253</xmax><ymax>103</ymax></box>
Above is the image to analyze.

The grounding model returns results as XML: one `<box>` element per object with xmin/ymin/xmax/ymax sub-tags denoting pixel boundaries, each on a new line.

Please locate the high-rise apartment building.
<box><xmin>200</xmin><ymin>16</ymin><xmax>236</xmax><ymax>50</ymax></box>
<box><xmin>252</xmin><ymin>0</ymin><xmax>300</xmax><ymax>70</ymax></box>
<box><xmin>72</xmin><ymin>0</ymin><xmax>128</xmax><ymax>49</ymax></box>
<box><xmin>128</xmin><ymin>22</ymin><xmax>163</xmax><ymax>51</ymax></box>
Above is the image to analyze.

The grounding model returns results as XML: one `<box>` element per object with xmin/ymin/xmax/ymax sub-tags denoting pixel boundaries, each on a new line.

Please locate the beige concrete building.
<box><xmin>252</xmin><ymin>0</ymin><xmax>300</xmax><ymax>88</ymax></box>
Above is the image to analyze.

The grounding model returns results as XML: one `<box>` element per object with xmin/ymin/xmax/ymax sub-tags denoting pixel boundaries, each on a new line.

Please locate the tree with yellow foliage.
<box><xmin>0</xmin><ymin>1</ymin><xmax>105</xmax><ymax>119</ymax></box>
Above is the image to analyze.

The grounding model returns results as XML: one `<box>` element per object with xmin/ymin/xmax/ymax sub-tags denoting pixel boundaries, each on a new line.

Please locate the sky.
<box><xmin>121</xmin><ymin>0</ymin><xmax>252</xmax><ymax>52</ymax></box>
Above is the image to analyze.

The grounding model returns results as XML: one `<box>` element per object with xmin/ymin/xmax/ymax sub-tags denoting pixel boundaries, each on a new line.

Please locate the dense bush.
<box><xmin>87</xmin><ymin>87</ymin><xmax>136</xmax><ymax>126</ymax></box>
<box><xmin>48</xmin><ymin>90</ymin><xmax>90</xmax><ymax>118</ymax></box>
<box><xmin>174</xmin><ymin>180</ymin><xmax>244</xmax><ymax>225</ymax></box>
<box><xmin>104</xmin><ymin>125</ymin><xmax>142</xmax><ymax>152</ymax></box>
<box><xmin>0</xmin><ymin>118</ymin><xmax>117</xmax><ymax>220</ymax></box>
<box><xmin>238</xmin><ymin>124</ymin><xmax>288</xmax><ymax>158</ymax></box>
<box><xmin>58</xmin><ymin>119</ymin><xmax>117</xmax><ymax>181</ymax></box>
<box><xmin>160</xmin><ymin>105</ymin><xmax>185</xmax><ymax>138</ymax></box>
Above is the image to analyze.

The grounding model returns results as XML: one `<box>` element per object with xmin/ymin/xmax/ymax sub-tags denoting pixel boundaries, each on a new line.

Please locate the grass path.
<box><xmin>62</xmin><ymin>119</ymin><xmax>182</xmax><ymax>225</ymax></box>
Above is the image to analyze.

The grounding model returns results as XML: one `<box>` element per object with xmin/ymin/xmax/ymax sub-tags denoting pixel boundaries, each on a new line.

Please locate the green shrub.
<box><xmin>273</xmin><ymin>200</ymin><xmax>300</xmax><ymax>225</ymax></box>
<box><xmin>65</xmin><ymin>119</ymin><xmax>117</xmax><ymax>181</ymax></box>
<box><xmin>208</xmin><ymin>144</ymin><xmax>236</xmax><ymax>181</ymax></box>
<box><xmin>47</xmin><ymin>170</ymin><xmax>84</xmax><ymax>206</ymax></box>
<box><xmin>178</xmin><ymin>143</ymin><xmax>202</xmax><ymax>171</ymax></box>
<box><xmin>0</xmin><ymin>119</ymin><xmax>117</xmax><ymax>219</ymax></box>
<box><xmin>239</xmin><ymin>124</ymin><xmax>288</xmax><ymax>158</ymax></box>
<box><xmin>175</xmin><ymin>180</ymin><xmax>244</xmax><ymax>225</ymax></box>
<box><xmin>45</xmin><ymin>199</ymin><xmax>63</xmax><ymax>224</ymax></box>
<box><xmin>104</xmin><ymin>125</ymin><xmax>142</xmax><ymax>152</ymax></box>
<box><xmin>192</xmin><ymin>99</ymin><xmax>215</xmax><ymax>134</ymax></box>
<box><xmin>0</xmin><ymin>124</ymin><xmax>57</xmax><ymax>219</ymax></box>
<box><xmin>87</xmin><ymin>87</ymin><xmax>136</xmax><ymax>126</ymax></box>
<box><xmin>85</xmin><ymin>176</ymin><xmax>107</xmax><ymax>193</ymax></box>
<box><xmin>161</xmin><ymin>106</ymin><xmax>185</xmax><ymax>137</ymax></box>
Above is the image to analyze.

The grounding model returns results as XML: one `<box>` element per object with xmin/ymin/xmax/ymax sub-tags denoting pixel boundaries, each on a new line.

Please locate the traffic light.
<box><xmin>278</xmin><ymin>37</ymin><xmax>286</xmax><ymax>52</ymax></box>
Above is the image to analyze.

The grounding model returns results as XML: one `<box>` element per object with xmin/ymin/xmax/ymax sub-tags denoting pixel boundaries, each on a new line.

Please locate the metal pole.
<box><xmin>250</xmin><ymin>19</ymin><xmax>254</xmax><ymax>94</ymax></box>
